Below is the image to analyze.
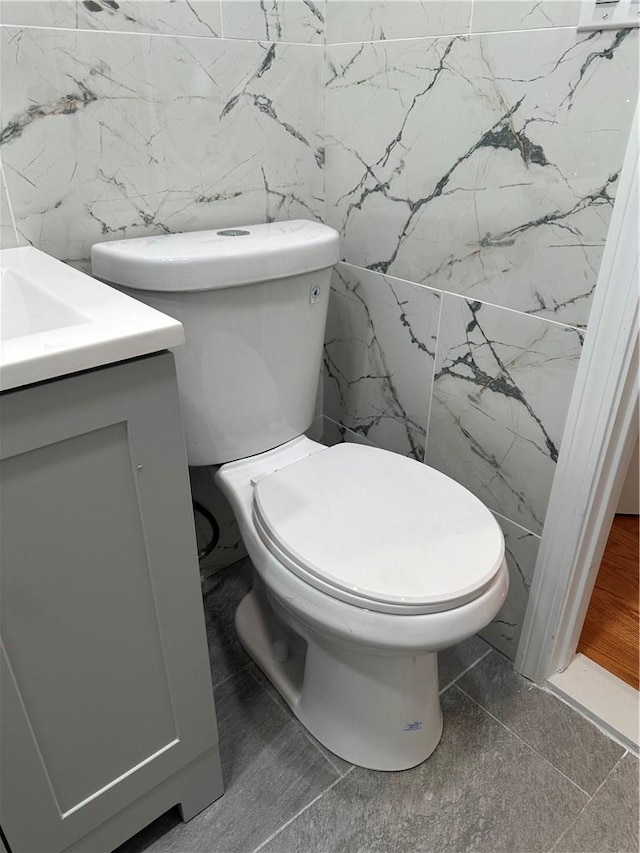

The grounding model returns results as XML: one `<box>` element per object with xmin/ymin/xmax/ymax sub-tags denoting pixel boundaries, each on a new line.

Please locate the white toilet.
<box><xmin>92</xmin><ymin>221</ymin><xmax>508</xmax><ymax>772</ymax></box>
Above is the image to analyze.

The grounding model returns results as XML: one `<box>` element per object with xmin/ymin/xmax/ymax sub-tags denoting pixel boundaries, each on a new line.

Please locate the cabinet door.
<box><xmin>1</xmin><ymin>354</ymin><xmax>220</xmax><ymax>852</ymax></box>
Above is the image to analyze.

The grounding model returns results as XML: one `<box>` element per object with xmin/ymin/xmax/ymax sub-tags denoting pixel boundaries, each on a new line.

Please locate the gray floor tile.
<box><xmin>260</xmin><ymin>686</ymin><xmax>587</xmax><ymax>853</ymax></box>
<box><xmin>438</xmin><ymin>633</ymin><xmax>491</xmax><ymax>691</ymax></box>
<box><xmin>117</xmin><ymin>667</ymin><xmax>339</xmax><ymax>853</ymax></box>
<box><xmin>249</xmin><ymin>665</ymin><xmax>354</xmax><ymax>777</ymax></box>
<box><xmin>298</xmin><ymin>728</ymin><xmax>354</xmax><ymax>778</ymax></box>
<box><xmin>201</xmin><ymin>559</ymin><xmax>253</xmax><ymax>687</ymax></box>
<box><xmin>457</xmin><ymin>652</ymin><xmax>625</xmax><ymax>794</ymax></box>
<box><xmin>554</xmin><ymin>753</ymin><xmax>640</xmax><ymax>853</ymax></box>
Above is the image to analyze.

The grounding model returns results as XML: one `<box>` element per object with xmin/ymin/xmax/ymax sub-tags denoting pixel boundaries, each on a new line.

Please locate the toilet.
<box><xmin>92</xmin><ymin>221</ymin><xmax>508</xmax><ymax>772</ymax></box>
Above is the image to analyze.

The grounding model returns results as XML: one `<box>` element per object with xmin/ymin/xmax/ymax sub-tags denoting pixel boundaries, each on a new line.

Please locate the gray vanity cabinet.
<box><xmin>0</xmin><ymin>353</ymin><xmax>223</xmax><ymax>853</ymax></box>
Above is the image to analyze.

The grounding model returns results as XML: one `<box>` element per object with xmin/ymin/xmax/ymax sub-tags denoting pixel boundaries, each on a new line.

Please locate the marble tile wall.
<box><xmin>0</xmin><ymin>0</ymin><xmax>223</xmax><ymax>35</ymax></box>
<box><xmin>0</xmin><ymin>0</ymin><xmax>324</xmax><ymax>41</ymax></box>
<box><xmin>0</xmin><ymin>0</ymin><xmax>323</xmax><ymax>572</ymax></box>
<box><xmin>483</xmin><ymin>513</ymin><xmax>540</xmax><ymax>659</ymax></box>
<box><xmin>324</xmin><ymin>263</ymin><xmax>440</xmax><ymax>459</ymax></box>
<box><xmin>222</xmin><ymin>0</ymin><xmax>325</xmax><ymax>43</ymax></box>
<box><xmin>326</xmin><ymin>0</ymin><xmax>473</xmax><ymax>42</ymax></box>
<box><xmin>0</xmin><ymin>1</ymin><xmax>324</xmax><ymax>261</ymax></box>
<box><xmin>326</xmin><ymin>27</ymin><xmax>636</xmax><ymax>326</ymax></box>
<box><xmin>322</xmin><ymin>1</ymin><xmax>638</xmax><ymax>658</ymax></box>
<box><xmin>426</xmin><ymin>295</ymin><xmax>584</xmax><ymax>535</ymax></box>
<box><xmin>325</xmin><ymin>0</ymin><xmax>583</xmax><ymax>43</ymax></box>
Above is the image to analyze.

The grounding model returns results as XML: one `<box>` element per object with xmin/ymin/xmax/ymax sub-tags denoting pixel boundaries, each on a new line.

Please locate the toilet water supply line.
<box><xmin>192</xmin><ymin>501</ymin><xmax>220</xmax><ymax>561</ymax></box>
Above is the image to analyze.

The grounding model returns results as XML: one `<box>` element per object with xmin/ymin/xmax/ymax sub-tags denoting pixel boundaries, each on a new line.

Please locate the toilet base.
<box><xmin>235</xmin><ymin>582</ymin><xmax>444</xmax><ymax>772</ymax></box>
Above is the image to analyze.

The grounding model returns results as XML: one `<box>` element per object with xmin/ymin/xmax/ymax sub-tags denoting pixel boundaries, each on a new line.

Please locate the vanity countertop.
<box><xmin>0</xmin><ymin>246</ymin><xmax>184</xmax><ymax>392</ymax></box>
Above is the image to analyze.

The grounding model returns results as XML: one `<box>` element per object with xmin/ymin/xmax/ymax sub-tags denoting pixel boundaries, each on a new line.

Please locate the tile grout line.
<box><xmin>325</xmin><ymin>24</ymin><xmax>580</xmax><ymax>48</ymax></box>
<box><xmin>491</xmin><ymin>508</ymin><xmax>541</xmax><ymax>539</ymax></box>
<box><xmin>297</xmin><ymin>723</ymin><xmax>353</xmax><ymax>778</ymax></box>
<box><xmin>246</xmin><ymin>664</ymin><xmax>349</xmax><ymax>778</ymax></box>
<box><xmin>336</xmin><ymin>260</ymin><xmax>587</xmax><ymax>333</ymax></box>
<box><xmin>454</xmin><ymin>683</ymin><xmax>592</xmax><ymax>798</ymax></box>
<box><xmin>322</xmin><ymin>414</ymin><xmax>378</xmax><ymax>448</ymax></box>
<box><xmin>251</xmin><ymin>766</ymin><xmax>357</xmax><ymax>853</ymax></box>
<box><xmin>338</xmin><ymin>260</ymin><xmax>442</xmax><ymax>297</ymax></box>
<box><xmin>211</xmin><ymin>660</ymin><xmax>253</xmax><ymax>693</ymax></box>
<box><xmin>246</xmin><ymin>662</ymin><xmax>288</xmax><ymax>713</ymax></box>
<box><xmin>545</xmin><ymin>751</ymin><xmax>631</xmax><ymax>853</ymax></box>
<box><xmin>422</xmin><ymin>277</ymin><xmax>445</xmax><ymax>465</ymax></box>
<box><xmin>438</xmin><ymin>646</ymin><xmax>493</xmax><ymax>695</ymax></box>
<box><xmin>0</xmin><ymin>22</ymin><xmax>325</xmax><ymax>47</ymax></box>
<box><xmin>322</xmin><ymin>32</ymin><xmax>328</xmax><ymax>224</ymax></box>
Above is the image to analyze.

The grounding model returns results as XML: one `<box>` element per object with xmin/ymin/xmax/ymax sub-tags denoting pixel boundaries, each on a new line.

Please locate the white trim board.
<box><xmin>546</xmin><ymin>654</ymin><xmax>639</xmax><ymax>755</ymax></box>
<box><xmin>516</xmin><ymin>105</ymin><xmax>639</xmax><ymax>683</ymax></box>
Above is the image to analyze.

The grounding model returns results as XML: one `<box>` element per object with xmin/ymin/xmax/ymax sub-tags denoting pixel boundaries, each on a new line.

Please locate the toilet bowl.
<box><xmin>215</xmin><ymin>434</ymin><xmax>508</xmax><ymax>771</ymax></box>
<box><xmin>91</xmin><ymin>220</ymin><xmax>509</xmax><ymax>772</ymax></box>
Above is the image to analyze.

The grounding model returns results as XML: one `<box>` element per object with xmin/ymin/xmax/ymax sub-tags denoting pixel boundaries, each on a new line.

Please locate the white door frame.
<box><xmin>516</xmin><ymin>106</ymin><xmax>639</xmax><ymax>683</ymax></box>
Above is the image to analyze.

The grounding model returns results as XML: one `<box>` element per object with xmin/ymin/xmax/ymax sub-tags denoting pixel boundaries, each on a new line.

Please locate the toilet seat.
<box><xmin>252</xmin><ymin>443</ymin><xmax>504</xmax><ymax>615</ymax></box>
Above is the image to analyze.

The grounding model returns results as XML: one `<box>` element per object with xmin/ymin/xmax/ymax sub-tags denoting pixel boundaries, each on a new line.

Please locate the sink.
<box><xmin>1</xmin><ymin>268</ymin><xmax>88</xmax><ymax>340</ymax></box>
<box><xmin>0</xmin><ymin>246</ymin><xmax>185</xmax><ymax>391</ymax></box>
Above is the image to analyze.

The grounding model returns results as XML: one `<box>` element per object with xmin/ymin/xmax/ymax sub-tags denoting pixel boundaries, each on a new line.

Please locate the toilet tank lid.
<box><xmin>91</xmin><ymin>220</ymin><xmax>340</xmax><ymax>292</ymax></box>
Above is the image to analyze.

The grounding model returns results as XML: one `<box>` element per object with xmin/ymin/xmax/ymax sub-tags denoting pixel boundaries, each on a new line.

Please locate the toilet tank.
<box><xmin>91</xmin><ymin>221</ymin><xmax>340</xmax><ymax>466</ymax></box>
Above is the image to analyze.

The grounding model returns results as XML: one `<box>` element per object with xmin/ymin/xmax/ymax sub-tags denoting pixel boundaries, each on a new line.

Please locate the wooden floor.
<box><xmin>578</xmin><ymin>514</ymin><xmax>639</xmax><ymax>690</ymax></box>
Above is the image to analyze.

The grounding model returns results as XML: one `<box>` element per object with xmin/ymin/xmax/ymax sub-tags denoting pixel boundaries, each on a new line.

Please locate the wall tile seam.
<box><xmin>320</xmin><ymin>415</ymin><xmax>378</xmax><ymax>447</ymax></box>
<box><xmin>182</xmin><ymin>34</ymin><xmax>325</xmax><ymax>47</ymax></box>
<box><xmin>336</xmin><ymin>261</ymin><xmax>588</xmax><ymax>333</ymax></box>
<box><xmin>324</xmin><ymin>24</ymin><xmax>579</xmax><ymax>48</ymax></box>
<box><xmin>321</xmin><ymin>40</ymin><xmax>329</xmax><ymax>224</ymax></box>
<box><xmin>491</xmin><ymin>508</ymin><xmax>542</xmax><ymax>541</ymax></box>
<box><xmin>325</xmin><ymin>34</ymin><xmax>470</xmax><ymax>47</ymax></box>
<box><xmin>468</xmin><ymin>0</ymin><xmax>476</xmax><ymax>36</ymax></box>
<box><xmin>421</xmin><ymin>283</ymin><xmax>444</xmax><ymax>466</ymax></box>
<box><xmin>218</xmin><ymin>0</ymin><xmax>224</xmax><ymax>41</ymax></box>
<box><xmin>469</xmin><ymin>22</ymin><xmax>578</xmax><ymax>37</ymax></box>
<box><xmin>0</xmin><ymin>22</ymin><xmax>325</xmax><ymax>48</ymax></box>
<box><xmin>0</xmin><ymin>21</ymin><xmax>588</xmax><ymax>62</ymax></box>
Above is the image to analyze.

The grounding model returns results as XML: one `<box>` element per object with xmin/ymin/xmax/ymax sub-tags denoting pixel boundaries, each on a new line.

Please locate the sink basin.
<box><xmin>1</xmin><ymin>247</ymin><xmax>184</xmax><ymax>391</ymax></box>
<box><xmin>1</xmin><ymin>268</ymin><xmax>88</xmax><ymax>341</ymax></box>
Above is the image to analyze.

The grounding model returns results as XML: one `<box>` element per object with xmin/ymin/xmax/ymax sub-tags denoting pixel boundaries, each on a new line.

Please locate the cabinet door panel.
<box><xmin>0</xmin><ymin>355</ymin><xmax>220</xmax><ymax>852</ymax></box>
<box><xmin>2</xmin><ymin>422</ymin><xmax>178</xmax><ymax>815</ymax></box>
